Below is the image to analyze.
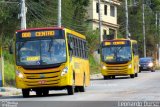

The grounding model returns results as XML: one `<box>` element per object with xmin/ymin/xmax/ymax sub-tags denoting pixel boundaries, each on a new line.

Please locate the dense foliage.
<box><xmin>118</xmin><ymin>0</ymin><xmax>160</xmax><ymax>58</ymax></box>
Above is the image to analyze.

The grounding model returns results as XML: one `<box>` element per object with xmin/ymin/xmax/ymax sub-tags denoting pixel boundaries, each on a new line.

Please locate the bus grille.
<box><xmin>23</xmin><ymin>69</ymin><xmax>61</xmax><ymax>87</ymax></box>
<box><xmin>106</xmin><ymin>64</ymin><xmax>129</xmax><ymax>75</ymax></box>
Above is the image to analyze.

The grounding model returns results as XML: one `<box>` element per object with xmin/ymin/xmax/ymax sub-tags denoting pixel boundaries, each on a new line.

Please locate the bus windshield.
<box><xmin>16</xmin><ymin>39</ymin><xmax>66</xmax><ymax>66</ymax></box>
<box><xmin>102</xmin><ymin>45</ymin><xmax>131</xmax><ymax>63</ymax></box>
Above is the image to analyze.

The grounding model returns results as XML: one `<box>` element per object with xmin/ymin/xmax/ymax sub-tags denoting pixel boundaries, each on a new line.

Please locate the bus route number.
<box><xmin>22</xmin><ymin>32</ymin><xmax>31</xmax><ymax>38</ymax></box>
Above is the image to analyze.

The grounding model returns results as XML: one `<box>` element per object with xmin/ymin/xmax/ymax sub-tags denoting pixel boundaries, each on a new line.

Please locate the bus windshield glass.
<box><xmin>16</xmin><ymin>39</ymin><xmax>66</xmax><ymax>66</ymax></box>
<box><xmin>16</xmin><ymin>30</ymin><xmax>66</xmax><ymax>66</ymax></box>
<box><xmin>102</xmin><ymin>45</ymin><xmax>131</xmax><ymax>63</ymax></box>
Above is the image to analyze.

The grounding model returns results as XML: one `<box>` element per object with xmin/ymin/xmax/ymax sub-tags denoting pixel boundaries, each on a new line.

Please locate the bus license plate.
<box><xmin>38</xmin><ymin>80</ymin><xmax>46</xmax><ymax>84</ymax></box>
<box><xmin>143</xmin><ymin>67</ymin><xmax>147</xmax><ymax>69</ymax></box>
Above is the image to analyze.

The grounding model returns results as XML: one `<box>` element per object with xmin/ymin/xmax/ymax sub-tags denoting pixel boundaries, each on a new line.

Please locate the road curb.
<box><xmin>90</xmin><ymin>73</ymin><xmax>102</xmax><ymax>79</ymax></box>
<box><xmin>0</xmin><ymin>87</ymin><xmax>21</xmax><ymax>97</ymax></box>
<box><xmin>0</xmin><ymin>87</ymin><xmax>7</xmax><ymax>92</ymax></box>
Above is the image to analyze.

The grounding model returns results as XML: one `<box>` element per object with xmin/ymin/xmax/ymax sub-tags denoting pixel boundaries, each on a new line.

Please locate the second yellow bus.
<box><xmin>99</xmin><ymin>39</ymin><xmax>139</xmax><ymax>79</ymax></box>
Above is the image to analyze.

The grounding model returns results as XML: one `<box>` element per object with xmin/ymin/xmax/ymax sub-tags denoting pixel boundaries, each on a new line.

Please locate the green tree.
<box><xmin>118</xmin><ymin>0</ymin><xmax>160</xmax><ymax>57</ymax></box>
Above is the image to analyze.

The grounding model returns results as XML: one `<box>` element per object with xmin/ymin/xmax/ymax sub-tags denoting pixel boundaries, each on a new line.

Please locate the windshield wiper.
<box><xmin>48</xmin><ymin>38</ymin><xmax>53</xmax><ymax>52</ymax></box>
<box><xmin>18</xmin><ymin>41</ymin><xmax>27</xmax><ymax>51</ymax></box>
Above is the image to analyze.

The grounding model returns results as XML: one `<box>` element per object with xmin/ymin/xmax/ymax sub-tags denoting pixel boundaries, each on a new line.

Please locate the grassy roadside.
<box><xmin>89</xmin><ymin>55</ymin><xmax>100</xmax><ymax>75</ymax></box>
<box><xmin>3</xmin><ymin>50</ymin><xmax>15</xmax><ymax>87</ymax></box>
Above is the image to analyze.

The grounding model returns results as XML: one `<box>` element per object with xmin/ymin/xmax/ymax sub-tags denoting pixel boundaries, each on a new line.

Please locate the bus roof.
<box><xmin>65</xmin><ymin>28</ymin><xmax>86</xmax><ymax>39</ymax></box>
<box><xmin>16</xmin><ymin>27</ymin><xmax>64</xmax><ymax>33</ymax></box>
<box><xmin>103</xmin><ymin>38</ymin><xmax>137</xmax><ymax>42</ymax></box>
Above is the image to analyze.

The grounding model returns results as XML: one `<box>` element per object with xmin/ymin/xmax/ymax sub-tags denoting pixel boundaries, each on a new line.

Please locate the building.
<box><xmin>87</xmin><ymin>0</ymin><xmax>120</xmax><ymax>40</ymax></box>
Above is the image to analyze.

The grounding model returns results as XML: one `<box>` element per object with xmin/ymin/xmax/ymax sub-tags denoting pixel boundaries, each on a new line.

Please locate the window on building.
<box><xmin>103</xmin><ymin>29</ymin><xmax>107</xmax><ymax>40</ymax></box>
<box><xmin>96</xmin><ymin>2</ymin><xmax>99</xmax><ymax>13</ymax></box>
<box><xmin>110</xmin><ymin>5</ymin><xmax>115</xmax><ymax>17</ymax></box>
<box><xmin>104</xmin><ymin>5</ymin><xmax>107</xmax><ymax>15</ymax></box>
<box><xmin>103</xmin><ymin>29</ymin><xmax>107</xmax><ymax>35</ymax></box>
<box><xmin>109</xmin><ymin>28</ymin><xmax>115</xmax><ymax>36</ymax></box>
<box><xmin>96</xmin><ymin>27</ymin><xmax>99</xmax><ymax>31</ymax></box>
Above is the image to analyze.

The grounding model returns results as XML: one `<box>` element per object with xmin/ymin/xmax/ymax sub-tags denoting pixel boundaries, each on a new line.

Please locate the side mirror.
<box><xmin>69</xmin><ymin>42</ymin><xmax>74</xmax><ymax>50</ymax></box>
<box><xmin>133</xmin><ymin>50</ymin><xmax>135</xmax><ymax>55</ymax></box>
<box><xmin>9</xmin><ymin>45</ymin><xmax>13</xmax><ymax>54</ymax></box>
<box><xmin>98</xmin><ymin>49</ymin><xmax>100</xmax><ymax>54</ymax></box>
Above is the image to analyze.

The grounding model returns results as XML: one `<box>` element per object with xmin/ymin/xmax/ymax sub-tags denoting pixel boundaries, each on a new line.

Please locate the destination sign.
<box><xmin>16</xmin><ymin>29</ymin><xmax>65</xmax><ymax>41</ymax></box>
<box><xmin>104</xmin><ymin>41</ymin><xmax>128</xmax><ymax>46</ymax></box>
<box><xmin>21</xmin><ymin>31</ymin><xmax>55</xmax><ymax>38</ymax></box>
<box><xmin>112</xmin><ymin>41</ymin><xmax>125</xmax><ymax>45</ymax></box>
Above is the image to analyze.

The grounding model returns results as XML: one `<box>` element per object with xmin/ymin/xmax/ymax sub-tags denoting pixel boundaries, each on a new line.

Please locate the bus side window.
<box><xmin>133</xmin><ymin>44</ymin><xmax>138</xmax><ymax>55</ymax></box>
<box><xmin>68</xmin><ymin>34</ymin><xmax>73</xmax><ymax>56</ymax></box>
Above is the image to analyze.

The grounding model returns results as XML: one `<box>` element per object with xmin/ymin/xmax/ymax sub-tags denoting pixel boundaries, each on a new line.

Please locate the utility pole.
<box><xmin>125</xmin><ymin>0</ymin><xmax>129</xmax><ymax>39</ymax></box>
<box><xmin>98</xmin><ymin>0</ymin><xmax>102</xmax><ymax>43</ymax></box>
<box><xmin>156</xmin><ymin>12</ymin><xmax>158</xmax><ymax>30</ymax></box>
<box><xmin>0</xmin><ymin>40</ymin><xmax>3</xmax><ymax>87</ymax></box>
<box><xmin>158</xmin><ymin>13</ymin><xmax>160</xmax><ymax>65</ymax></box>
<box><xmin>20</xmin><ymin>0</ymin><xmax>27</xmax><ymax>30</ymax></box>
<box><xmin>155</xmin><ymin>12</ymin><xmax>159</xmax><ymax>65</ymax></box>
<box><xmin>58</xmin><ymin>0</ymin><xmax>61</xmax><ymax>27</ymax></box>
<box><xmin>142</xmin><ymin>0</ymin><xmax>146</xmax><ymax>57</ymax></box>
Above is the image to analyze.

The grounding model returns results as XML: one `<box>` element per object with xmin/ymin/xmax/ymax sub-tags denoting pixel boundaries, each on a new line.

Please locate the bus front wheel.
<box><xmin>22</xmin><ymin>89</ymin><xmax>29</xmax><ymax>98</ymax></box>
<box><xmin>130</xmin><ymin>74</ymin><xmax>135</xmax><ymax>78</ymax></box>
<box><xmin>111</xmin><ymin>75</ymin><xmax>115</xmax><ymax>79</ymax></box>
<box><xmin>36</xmin><ymin>90</ymin><xmax>43</xmax><ymax>96</ymax></box>
<box><xmin>67</xmin><ymin>86</ymin><xmax>74</xmax><ymax>95</ymax></box>
<box><xmin>104</xmin><ymin>76</ymin><xmax>109</xmax><ymax>80</ymax></box>
<box><xmin>43</xmin><ymin>89</ymin><xmax>49</xmax><ymax>96</ymax></box>
<box><xmin>135</xmin><ymin>73</ymin><xmax>138</xmax><ymax>77</ymax></box>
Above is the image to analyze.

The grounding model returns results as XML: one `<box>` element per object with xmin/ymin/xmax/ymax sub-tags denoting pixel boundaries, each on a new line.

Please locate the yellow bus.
<box><xmin>13</xmin><ymin>27</ymin><xmax>90</xmax><ymax>97</ymax></box>
<box><xmin>99</xmin><ymin>39</ymin><xmax>139</xmax><ymax>79</ymax></box>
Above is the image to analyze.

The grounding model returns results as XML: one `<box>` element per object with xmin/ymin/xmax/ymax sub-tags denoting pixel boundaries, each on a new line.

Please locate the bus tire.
<box><xmin>43</xmin><ymin>89</ymin><xmax>49</xmax><ymax>96</ymax></box>
<box><xmin>151</xmin><ymin>70</ymin><xmax>155</xmax><ymax>72</ymax></box>
<box><xmin>111</xmin><ymin>75</ymin><xmax>115</xmax><ymax>79</ymax></box>
<box><xmin>135</xmin><ymin>73</ymin><xmax>138</xmax><ymax>77</ymax></box>
<box><xmin>36</xmin><ymin>90</ymin><xmax>43</xmax><ymax>97</ymax></box>
<box><xmin>74</xmin><ymin>87</ymin><xmax>79</xmax><ymax>92</ymax></box>
<box><xmin>67</xmin><ymin>86</ymin><xmax>74</xmax><ymax>95</ymax></box>
<box><xmin>79</xmin><ymin>86</ymin><xmax>85</xmax><ymax>92</ymax></box>
<box><xmin>104</xmin><ymin>76</ymin><xmax>109</xmax><ymax>80</ymax></box>
<box><xmin>22</xmin><ymin>89</ymin><xmax>29</xmax><ymax>98</ymax></box>
<box><xmin>130</xmin><ymin>74</ymin><xmax>135</xmax><ymax>78</ymax></box>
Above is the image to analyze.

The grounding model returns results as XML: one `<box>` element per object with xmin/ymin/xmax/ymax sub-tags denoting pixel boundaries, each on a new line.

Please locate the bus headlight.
<box><xmin>16</xmin><ymin>70</ymin><xmax>24</xmax><ymax>79</ymax></box>
<box><xmin>128</xmin><ymin>64</ymin><xmax>132</xmax><ymax>69</ymax></box>
<box><xmin>61</xmin><ymin>67</ymin><xmax>68</xmax><ymax>76</ymax></box>
<box><xmin>148</xmin><ymin>63</ymin><xmax>153</xmax><ymax>67</ymax></box>
<box><xmin>102</xmin><ymin>65</ymin><xmax>107</xmax><ymax>70</ymax></box>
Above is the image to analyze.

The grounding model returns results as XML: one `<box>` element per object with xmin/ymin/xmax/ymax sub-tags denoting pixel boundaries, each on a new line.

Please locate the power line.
<box><xmin>0</xmin><ymin>1</ymin><xmax>18</xmax><ymax>4</ymax></box>
<box><xmin>26</xmin><ymin>3</ymin><xmax>57</xmax><ymax>25</ymax></box>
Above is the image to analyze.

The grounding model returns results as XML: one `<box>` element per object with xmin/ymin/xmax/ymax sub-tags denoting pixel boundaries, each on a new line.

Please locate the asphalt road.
<box><xmin>1</xmin><ymin>70</ymin><xmax>160</xmax><ymax>107</ymax></box>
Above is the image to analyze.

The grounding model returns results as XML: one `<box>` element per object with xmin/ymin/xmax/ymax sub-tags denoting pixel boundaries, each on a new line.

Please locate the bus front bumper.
<box><xmin>101</xmin><ymin>66</ymin><xmax>134</xmax><ymax>76</ymax></box>
<box><xmin>16</xmin><ymin>75</ymin><xmax>72</xmax><ymax>89</ymax></box>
